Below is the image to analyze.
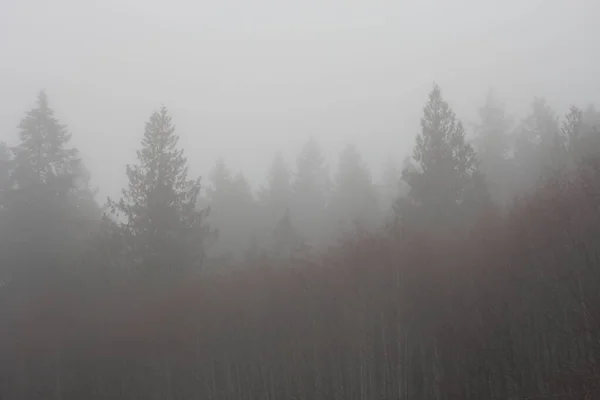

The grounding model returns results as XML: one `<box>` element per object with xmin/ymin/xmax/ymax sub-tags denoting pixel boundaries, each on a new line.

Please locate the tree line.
<box><xmin>0</xmin><ymin>84</ymin><xmax>599</xmax><ymax>399</ymax></box>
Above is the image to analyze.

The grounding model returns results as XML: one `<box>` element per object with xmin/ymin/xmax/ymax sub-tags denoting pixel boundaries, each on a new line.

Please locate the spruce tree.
<box><xmin>264</xmin><ymin>152</ymin><xmax>292</xmax><ymax>221</ymax></box>
<box><xmin>292</xmin><ymin>137</ymin><xmax>330</xmax><ymax>243</ymax></box>
<box><xmin>399</xmin><ymin>84</ymin><xmax>488</xmax><ymax>230</ymax></box>
<box><xmin>563</xmin><ymin>105</ymin><xmax>600</xmax><ymax>163</ymax></box>
<box><xmin>330</xmin><ymin>144</ymin><xmax>379</xmax><ymax>233</ymax></box>
<box><xmin>107</xmin><ymin>106</ymin><xmax>210</xmax><ymax>273</ymax></box>
<box><xmin>514</xmin><ymin>97</ymin><xmax>565</xmax><ymax>193</ymax></box>
<box><xmin>473</xmin><ymin>91</ymin><xmax>513</xmax><ymax>205</ymax></box>
<box><xmin>272</xmin><ymin>208</ymin><xmax>303</xmax><ymax>260</ymax></box>
<box><xmin>2</xmin><ymin>91</ymin><xmax>96</xmax><ymax>286</ymax></box>
<box><xmin>380</xmin><ymin>156</ymin><xmax>406</xmax><ymax>215</ymax></box>
<box><xmin>205</xmin><ymin>159</ymin><xmax>257</xmax><ymax>257</ymax></box>
<box><xmin>563</xmin><ymin>106</ymin><xmax>585</xmax><ymax>162</ymax></box>
<box><xmin>11</xmin><ymin>91</ymin><xmax>80</xmax><ymax>188</ymax></box>
<box><xmin>0</xmin><ymin>142</ymin><xmax>10</xmax><ymax>208</ymax></box>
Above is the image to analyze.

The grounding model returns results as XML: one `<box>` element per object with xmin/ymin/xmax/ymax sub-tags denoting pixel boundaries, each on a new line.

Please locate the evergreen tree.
<box><xmin>380</xmin><ymin>155</ymin><xmax>407</xmax><ymax>217</ymax></box>
<box><xmin>0</xmin><ymin>142</ymin><xmax>10</xmax><ymax>209</ymax></box>
<box><xmin>514</xmin><ymin>97</ymin><xmax>565</xmax><ymax>193</ymax></box>
<box><xmin>330</xmin><ymin>144</ymin><xmax>380</xmax><ymax>234</ymax></box>
<box><xmin>206</xmin><ymin>158</ymin><xmax>232</xmax><ymax>206</ymax></box>
<box><xmin>230</xmin><ymin>171</ymin><xmax>258</xmax><ymax>245</ymax></box>
<box><xmin>11</xmin><ymin>91</ymin><xmax>80</xmax><ymax>188</ymax></box>
<box><xmin>263</xmin><ymin>152</ymin><xmax>292</xmax><ymax>221</ymax></box>
<box><xmin>473</xmin><ymin>91</ymin><xmax>514</xmax><ymax>205</ymax></box>
<box><xmin>564</xmin><ymin>105</ymin><xmax>600</xmax><ymax>162</ymax></box>
<box><xmin>272</xmin><ymin>208</ymin><xmax>304</xmax><ymax>260</ymax></box>
<box><xmin>292</xmin><ymin>137</ymin><xmax>330</xmax><ymax>244</ymax></box>
<box><xmin>398</xmin><ymin>84</ymin><xmax>488</xmax><ymax>231</ymax></box>
<box><xmin>107</xmin><ymin>106</ymin><xmax>210</xmax><ymax>273</ymax></box>
<box><xmin>205</xmin><ymin>160</ymin><xmax>256</xmax><ymax>258</ymax></box>
<box><xmin>1</xmin><ymin>91</ymin><xmax>97</xmax><ymax>287</ymax></box>
<box><xmin>231</xmin><ymin>172</ymin><xmax>255</xmax><ymax>211</ymax></box>
<box><xmin>563</xmin><ymin>106</ymin><xmax>586</xmax><ymax>163</ymax></box>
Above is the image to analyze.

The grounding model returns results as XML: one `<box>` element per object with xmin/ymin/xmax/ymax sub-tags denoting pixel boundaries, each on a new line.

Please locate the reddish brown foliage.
<box><xmin>2</xmin><ymin>160</ymin><xmax>600</xmax><ymax>399</ymax></box>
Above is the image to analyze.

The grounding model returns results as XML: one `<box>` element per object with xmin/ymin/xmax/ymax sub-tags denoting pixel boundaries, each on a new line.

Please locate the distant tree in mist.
<box><xmin>473</xmin><ymin>90</ymin><xmax>514</xmax><ymax>205</ymax></box>
<box><xmin>205</xmin><ymin>159</ymin><xmax>257</xmax><ymax>258</ymax></box>
<box><xmin>397</xmin><ymin>84</ymin><xmax>490</xmax><ymax>232</ymax></box>
<box><xmin>262</xmin><ymin>152</ymin><xmax>292</xmax><ymax>223</ymax></box>
<box><xmin>5</xmin><ymin>84</ymin><xmax>600</xmax><ymax>400</ymax></box>
<box><xmin>206</xmin><ymin>158</ymin><xmax>232</xmax><ymax>203</ymax></box>
<box><xmin>513</xmin><ymin>97</ymin><xmax>565</xmax><ymax>193</ymax></box>
<box><xmin>0</xmin><ymin>142</ymin><xmax>10</xmax><ymax>207</ymax></box>
<box><xmin>379</xmin><ymin>155</ymin><xmax>408</xmax><ymax>216</ymax></box>
<box><xmin>272</xmin><ymin>208</ymin><xmax>304</xmax><ymax>260</ymax></box>
<box><xmin>107</xmin><ymin>106</ymin><xmax>211</xmax><ymax>274</ymax></box>
<box><xmin>0</xmin><ymin>91</ymin><xmax>98</xmax><ymax>287</ymax></box>
<box><xmin>292</xmin><ymin>137</ymin><xmax>331</xmax><ymax>244</ymax></box>
<box><xmin>10</xmin><ymin>91</ymin><xmax>79</xmax><ymax>187</ymax></box>
<box><xmin>563</xmin><ymin>105</ymin><xmax>600</xmax><ymax>163</ymax></box>
<box><xmin>330</xmin><ymin>144</ymin><xmax>380</xmax><ymax>234</ymax></box>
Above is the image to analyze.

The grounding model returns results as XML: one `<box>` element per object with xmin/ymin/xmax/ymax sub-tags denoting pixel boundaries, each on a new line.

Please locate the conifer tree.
<box><xmin>330</xmin><ymin>144</ymin><xmax>379</xmax><ymax>233</ymax></box>
<box><xmin>399</xmin><ymin>84</ymin><xmax>488</xmax><ymax>230</ymax></box>
<box><xmin>563</xmin><ymin>105</ymin><xmax>600</xmax><ymax>162</ymax></box>
<box><xmin>272</xmin><ymin>208</ymin><xmax>304</xmax><ymax>260</ymax></box>
<box><xmin>563</xmin><ymin>106</ymin><xmax>585</xmax><ymax>162</ymax></box>
<box><xmin>206</xmin><ymin>158</ymin><xmax>232</xmax><ymax>206</ymax></box>
<box><xmin>2</xmin><ymin>91</ymin><xmax>96</xmax><ymax>286</ymax></box>
<box><xmin>380</xmin><ymin>156</ymin><xmax>406</xmax><ymax>215</ymax></box>
<box><xmin>11</xmin><ymin>91</ymin><xmax>80</xmax><ymax>188</ymax></box>
<box><xmin>292</xmin><ymin>138</ymin><xmax>330</xmax><ymax>243</ymax></box>
<box><xmin>264</xmin><ymin>152</ymin><xmax>292</xmax><ymax>221</ymax></box>
<box><xmin>205</xmin><ymin>159</ymin><xmax>257</xmax><ymax>257</ymax></box>
<box><xmin>0</xmin><ymin>142</ymin><xmax>10</xmax><ymax>208</ymax></box>
<box><xmin>107</xmin><ymin>106</ymin><xmax>210</xmax><ymax>273</ymax></box>
<box><xmin>514</xmin><ymin>97</ymin><xmax>565</xmax><ymax>193</ymax></box>
<box><xmin>473</xmin><ymin>91</ymin><xmax>513</xmax><ymax>205</ymax></box>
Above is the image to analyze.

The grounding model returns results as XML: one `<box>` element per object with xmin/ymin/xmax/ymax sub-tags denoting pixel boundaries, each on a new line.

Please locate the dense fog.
<box><xmin>2</xmin><ymin>0</ymin><xmax>600</xmax><ymax>399</ymax></box>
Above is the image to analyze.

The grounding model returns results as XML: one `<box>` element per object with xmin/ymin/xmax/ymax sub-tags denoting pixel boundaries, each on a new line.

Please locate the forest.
<box><xmin>1</xmin><ymin>84</ymin><xmax>600</xmax><ymax>399</ymax></box>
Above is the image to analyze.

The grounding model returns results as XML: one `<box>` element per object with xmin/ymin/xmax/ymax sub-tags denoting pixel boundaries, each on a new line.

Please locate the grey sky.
<box><xmin>1</xmin><ymin>0</ymin><xmax>598</xmax><ymax>201</ymax></box>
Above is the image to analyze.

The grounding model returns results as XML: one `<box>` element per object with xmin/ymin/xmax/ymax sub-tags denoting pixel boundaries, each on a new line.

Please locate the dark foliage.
<box><xmin>1</xmin><ymin>88</ymin><xmax>600</xmax><ymax>399</ymax></box>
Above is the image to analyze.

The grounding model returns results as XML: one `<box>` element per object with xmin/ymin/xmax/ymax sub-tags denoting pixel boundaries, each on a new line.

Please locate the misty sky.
<box><xmin>1</xmin><ymin>0</ymin><xmax>598</xmax><ymax>201</ymax></box>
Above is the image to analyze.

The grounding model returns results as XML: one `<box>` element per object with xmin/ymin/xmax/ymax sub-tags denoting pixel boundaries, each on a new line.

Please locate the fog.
<box><xmin>2</xmin><ymin>0</ymin><xmax>598</xmax><ymax>200</ymax></box>
<box><xmin>4</xmin><ymin>1</ymin><xmax>600</xmax><ymax>399</ymax></box>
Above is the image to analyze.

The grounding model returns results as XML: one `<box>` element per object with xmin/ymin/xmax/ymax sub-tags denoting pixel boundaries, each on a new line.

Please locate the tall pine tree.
<box><xmin>205</xmin><ymin>159</ymin><xmax>257</xmax><ymax>258</ymax></box>
<box><xmin>513</xmin><ymin>97</ymin><xmax>565</xmax><ymax>194</ymax></box>
<box><xmin>330</xmin><ymin>144</ymin><xmax>380</xmax><ymax>234</ymax></box>
<box><xmin>263</xmin><ymin>152</ymin><xmax>292</xmax><ymax>222</ymax></box>
<box><xmin>11</xmin><ymin>91</ymin><xmax>80</xmax><ymax>188</ymax></box>
<box><xmin>473</xmin><ymin>90</ymin><xmax>513</xmax><ymax>205</ymax></box>
<box><xmin>108</xmin><ymin>106</ymin><xmax>210</xmax><ymax>274</ymax></box>
<box><xmin>1</xmin><ymin>91</ymin><xmax>96</xmax><ymax>287</ymax></box>
<box><xmin>398</xmin><ymin>84</ymin><xmax>489</xmax><ymax>232</ymax></box>
<box><xmin>292</xmin><ymin>137</ymin><xmax>330</xmax><ymax>244</ymax></box>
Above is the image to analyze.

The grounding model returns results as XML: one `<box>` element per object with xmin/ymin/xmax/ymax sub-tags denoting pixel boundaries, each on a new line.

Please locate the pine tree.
<box><xmin>206</xmin><ymin>158</ymin><xmax>232</xmax><ymax>205</ymax></box>
<box><xmin>0</xmin><ymin>142</ymin><xmax>10</xmax><ymax>209</ymax></box>
<box><xmin>264</xmin><ymin>152</ymin><xmax>292</xmax><ymax>221</ymax></box>
<box><xmin>330</xmin><ymin>144</ymin><xmax>380</xmax><ymax>233</ymax></box>
<box><xmin>563</xmin><ymin>106</ymin><xmax>585</xmax><ymax>162</ymax></box>
<box><xmin>514</xmin><ymin>97</ymin><xmax>565</xmax><ymax>193</ymax></box>
<box><xmin>564</xmin><ymin>105</ymin><xmax>600</xmax><ymax>162</ymax></box>
<box><xmin>380</xmin><ymin>156</ymin><xmax>405</xmax><ymax>215</ymax></box>
<box><xmin>205</xmin><ymin>159</ymin><xmax>257</xmax><ymax>257</ymax></box>
<box><xmin>272</xmin><ymin>208</ymin><xmax>304</xmax><ymax>260</ymax></box>
<box><xmin>11</xmin><ymin>91</ymin><xmax>80</xmax><ymax>188</ymax></box>
<box><xmin>473</xmin><ymin>91</ymin><xmax>513</xmax><ymax>205</ymax></box>
<box><xmin>107</xmin><ymin>106</ymin><xmax>210</xmax><ymax>273</ymax></box>
<box><xmin>399</xmin><ymin>84</ymin><xmax>488</xmax><ymax>231</ymax></box>
<box><xmin>292</xmin><ymin>137</ymin><xmax>330</xmax><ymax>243</ymax></box>
<box><xmin>1</xmin><ymin>91</ymin><xmax>97</xmax><ymax>286</ymax></box>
